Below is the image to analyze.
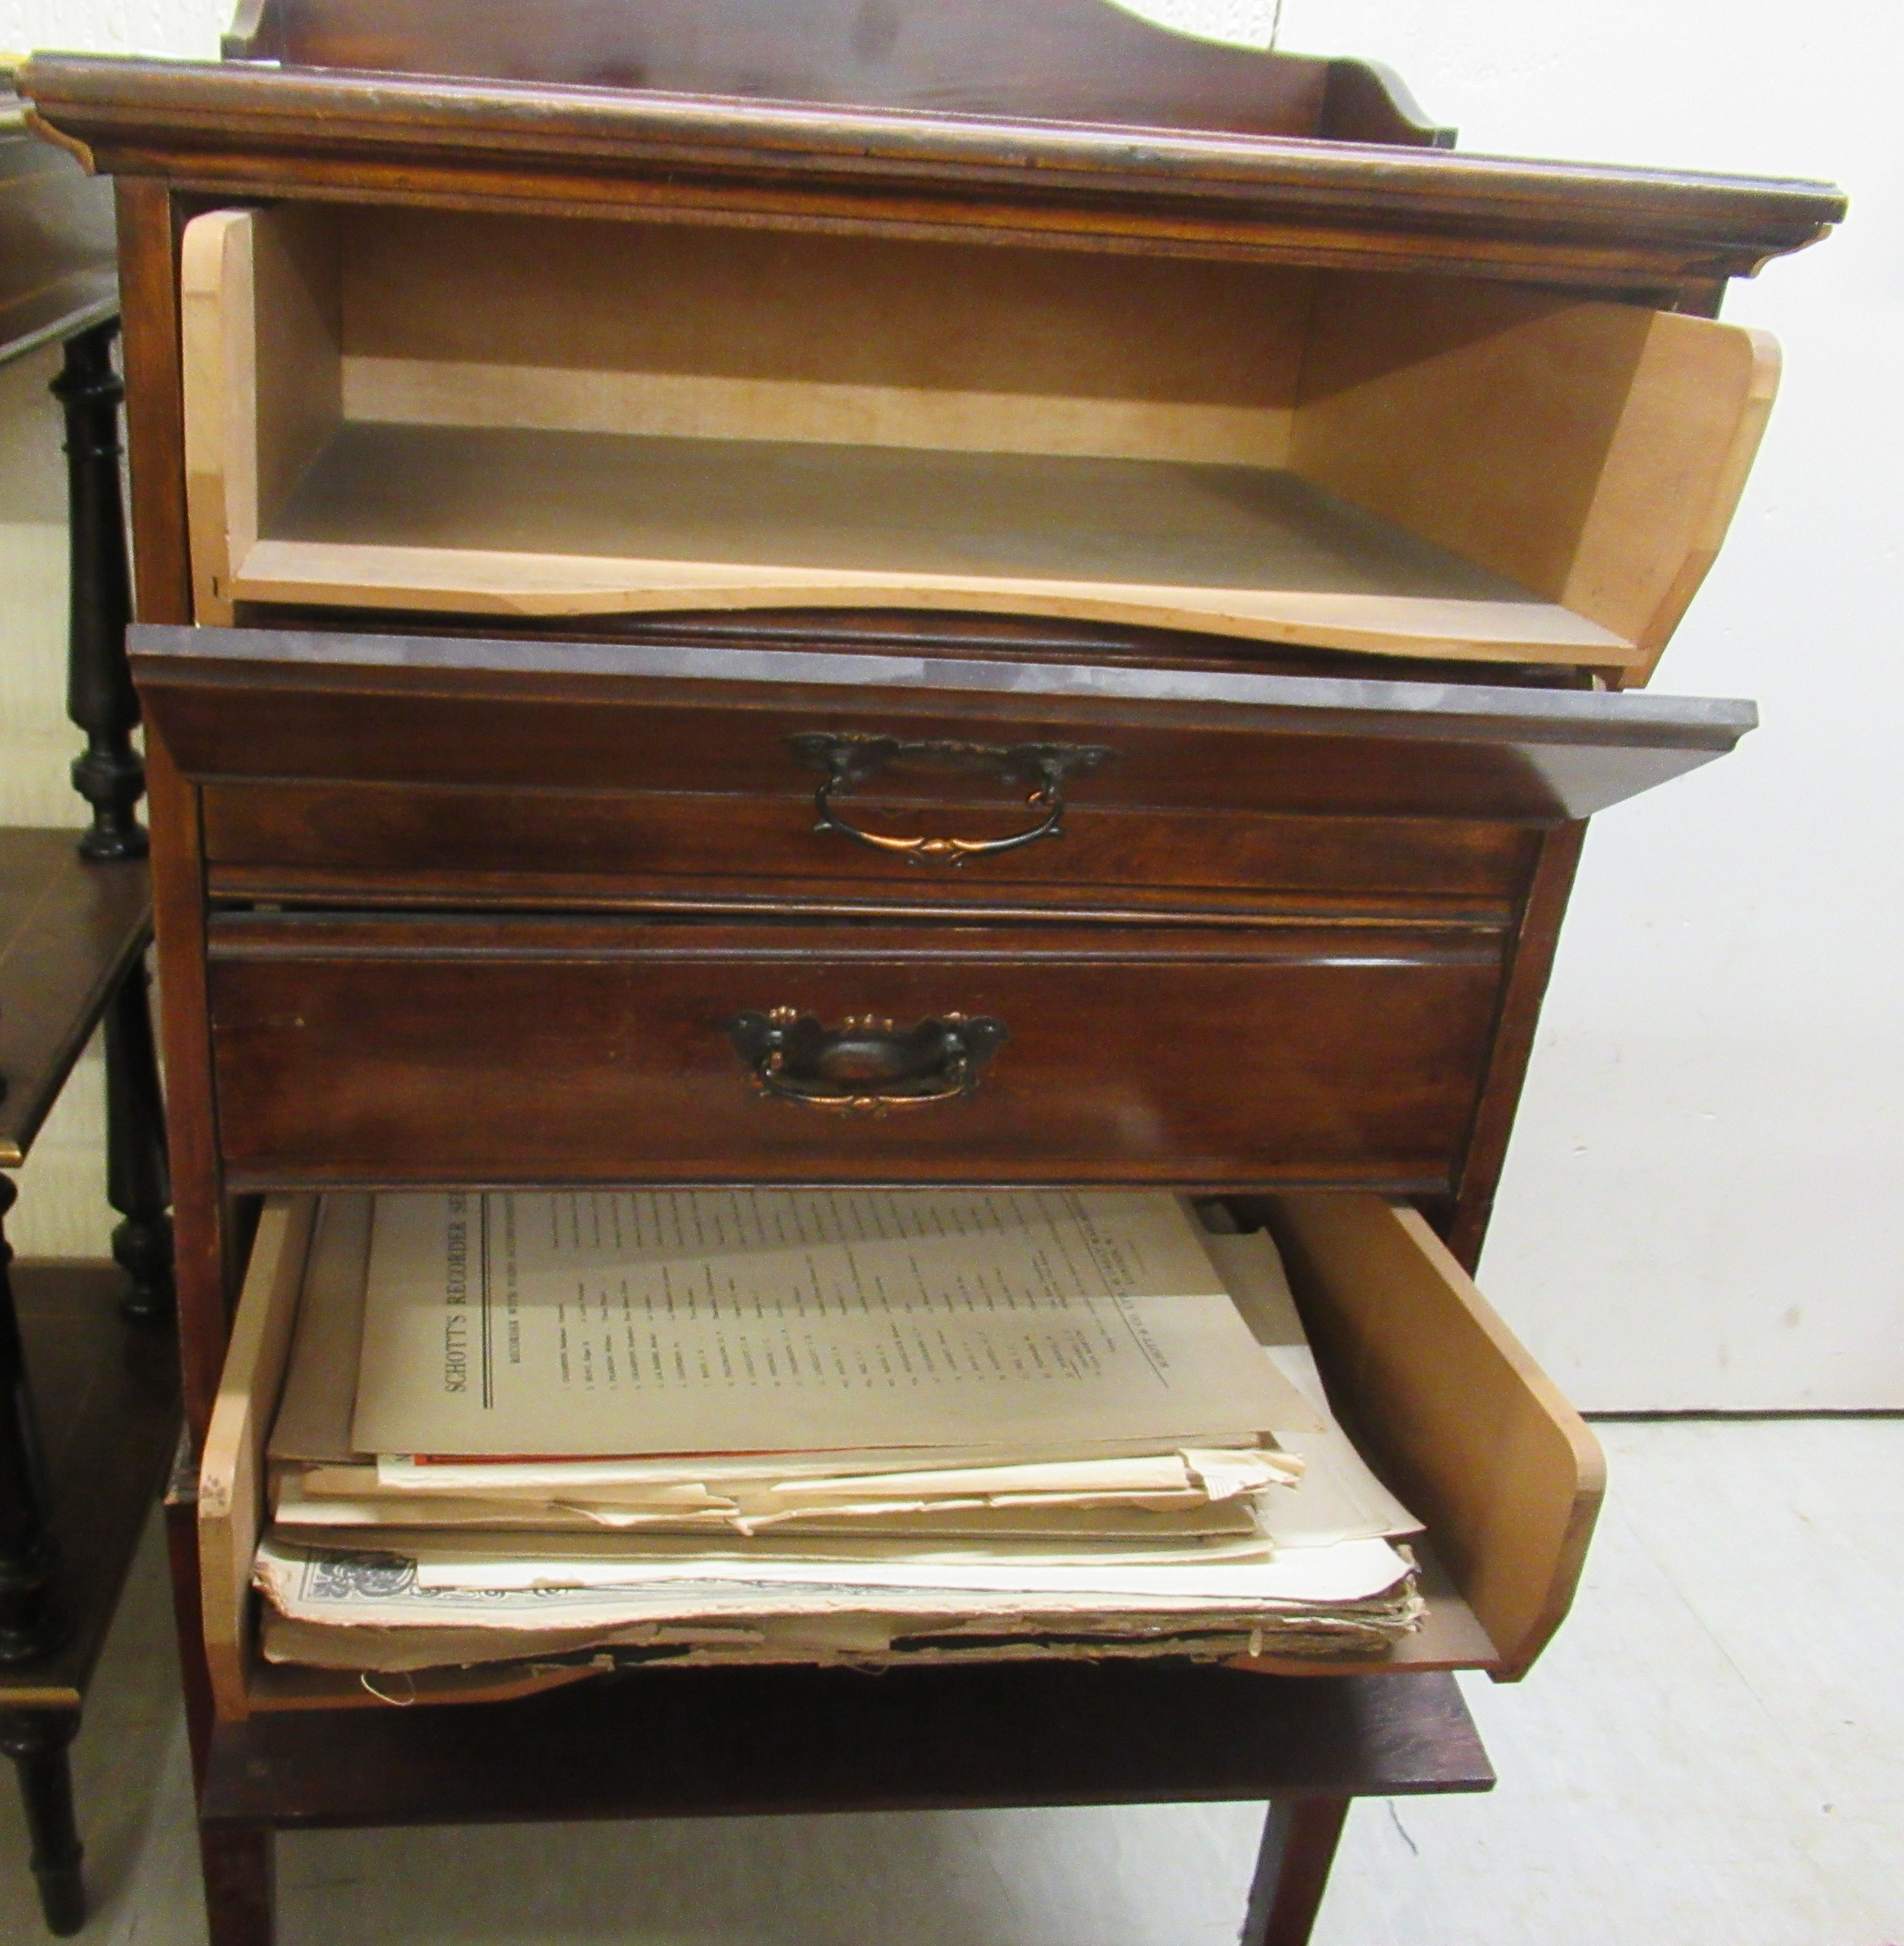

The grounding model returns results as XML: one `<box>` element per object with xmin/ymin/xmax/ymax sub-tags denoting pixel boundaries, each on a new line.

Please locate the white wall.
<box><xmin>1</xmin><ymin>0</ymin><xmax>1893</xmax><ymax>1405</ymax></box>
<box><xmin>1248</xmin><ymin>0</ymin><xmax>1903</xmax><ymax>1410</ymax></box>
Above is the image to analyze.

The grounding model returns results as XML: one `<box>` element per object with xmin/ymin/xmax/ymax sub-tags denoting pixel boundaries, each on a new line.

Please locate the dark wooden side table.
<box><xmin>195</xmin><ymin>1662</ymin><xmax>1494</xmax><ymax>1946</ymax></box>
<box><xmin>16</xmin><ymin>6</ymin><xmax>1843</xmax><ymax>1940</ymax></box>
<box><xmin>0</xmin><ymin>77</ymin><xmax>180</xmax><ymax>1937</ymax></box>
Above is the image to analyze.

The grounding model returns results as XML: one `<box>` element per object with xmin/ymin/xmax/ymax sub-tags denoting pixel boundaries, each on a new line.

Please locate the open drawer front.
<box><xmin>183</xmin><ymin>201</ymin><xmax>1775</xmax><ymax>677</ymax></box>
<box><xmin>199</xmin><ymin>1192</ymin><xmax>1601</xmax><ymax>1719</ymax></box>
<box><xmin>137</xmin><ymin>621</ymin><xmax>1754</xmax><ymax>920</ymax></box>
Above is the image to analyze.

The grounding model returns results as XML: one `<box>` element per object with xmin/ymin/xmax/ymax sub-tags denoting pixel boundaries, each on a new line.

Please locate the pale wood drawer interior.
<box><xmin>200</xmin><ymin>1190</ymin><xmax>1601</xmax><ymax>1718</ymax></box>
<box><xmin>182</xmin><ymin>202</ymin><xmax>1775</xmax><ymax>679</ymax></box>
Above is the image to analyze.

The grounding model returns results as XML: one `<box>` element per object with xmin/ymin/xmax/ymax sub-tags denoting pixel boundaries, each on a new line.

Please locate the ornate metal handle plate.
<box><xmin>727</xmin><ymin>1008</ymin><xmax>1008</xmax><ymax>1114</ymax></box>
<box><xmin>789</xmin><ymin>732</ymin><xmax>1115</xmax><ymax>865</ymax></box>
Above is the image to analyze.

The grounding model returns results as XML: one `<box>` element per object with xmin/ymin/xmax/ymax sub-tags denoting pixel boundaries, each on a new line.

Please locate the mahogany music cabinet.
<box><xmin>19</xmin><ymin>5</ymin><xmax>1843</xmax><ymax>1941</ymax></box>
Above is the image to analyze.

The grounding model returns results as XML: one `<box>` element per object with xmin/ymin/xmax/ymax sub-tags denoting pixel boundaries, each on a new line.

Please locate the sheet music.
<box><xmin>351</xmin><ymin>1189</ymin><xmax>1305</xmax><ymax>1458</ymax></box>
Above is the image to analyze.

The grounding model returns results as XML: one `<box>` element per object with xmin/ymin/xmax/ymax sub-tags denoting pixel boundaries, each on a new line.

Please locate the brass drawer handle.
<box><xmin>790</xmin><ymin>732</ymin><xmax>1114</xmax><ymax>865</ymax></box>
<box><xmin>728</xmin><ymin>1008</ymin><xmax>1008</xmax><ymax>1115</ymax></box>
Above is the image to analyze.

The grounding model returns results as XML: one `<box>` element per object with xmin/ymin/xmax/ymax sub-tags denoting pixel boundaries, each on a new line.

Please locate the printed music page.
<box><xmin>350</xmin><ymin>1190</ymin><xmax>1300</xmax><ymax>1458</ymax></box>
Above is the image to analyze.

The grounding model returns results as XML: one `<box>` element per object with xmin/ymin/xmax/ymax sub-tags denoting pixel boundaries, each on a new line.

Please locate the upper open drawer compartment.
<box><xmin>182</xmin><ymin>204</ymin><xmax>1777</xmax><ymax>682</ymax></box>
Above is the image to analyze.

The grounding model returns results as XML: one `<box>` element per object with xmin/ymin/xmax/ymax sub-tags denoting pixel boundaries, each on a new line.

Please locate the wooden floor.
<box><xmin>8</xmin><ymin>1417</ymin><xmax>1900</xmax><ymax>1944</ymax></box>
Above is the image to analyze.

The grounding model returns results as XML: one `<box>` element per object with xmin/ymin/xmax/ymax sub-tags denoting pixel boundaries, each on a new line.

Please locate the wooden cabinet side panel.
<box><xmin>1293</xmin><ymin>278</ymin><xmax>1775</xmax><ymax>678</ymax></box>
<box><xmin>198</xmin><ymin>1193</ymin><xmax>314</xmax><ymax>1720</ymax></box>
<box><xmin>115</xmin><ymin>177</ymin><xmax>193</xmax><ymax>626</ymax></box>
<box><xmin>144</xmin><ymin>723</ymin><xmax>231</xmax><ymax>1445</ymax></box>
<box><xmin>1445</xmin><ymin>818</ymin><xmax>1588</xmax><ymax>1268</ymax></box>
<box><xmin>1267</xmin><ymin>1192</ymin><xmax>1604</xmax><ymax>1680</ymax></box>
<box><xmin>180</xmin><ymin>208</ymin><xmax>254</xmax><ymax>625</ymax></box>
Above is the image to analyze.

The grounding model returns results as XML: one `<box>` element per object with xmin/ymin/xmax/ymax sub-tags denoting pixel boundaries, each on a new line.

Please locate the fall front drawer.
<box><xmin>206</xmin><ymin>913</ymin><xmax>1505</xmax><ymax>1191</ymax></box>
<box><xmin>199</xmin><ymin>1191</ymin><xmax>1600</xmax><ymax>1718</ymax></box>
<box><xmin>135</xmin><ymin>622</ymin><xmax>1754</xmax><ymax>918</ymax></box>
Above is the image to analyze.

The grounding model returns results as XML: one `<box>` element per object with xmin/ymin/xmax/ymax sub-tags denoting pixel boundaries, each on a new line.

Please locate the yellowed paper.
<box><xmin>351</xmin><ymin>1190</ymin><xmax>1312</xmax><ymax>1458</ymax></box>
<box><xmin>268</xmin><ymin>1192</ymin><xmax>372</xmax><ymax>1465</ymax></box>
<box><xmin>1206</xmin><ymin>1228</ymin><xmax>1421</xmax><ymax>1543</ymax></box>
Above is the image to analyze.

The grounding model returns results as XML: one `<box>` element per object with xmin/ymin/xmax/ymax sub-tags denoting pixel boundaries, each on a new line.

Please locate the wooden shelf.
<box><xmin>202</xmin><ymin>1660</ymin><xmax>1491</xmax><ymax>1826</ymax></box>
<box><xmin>0</xmin><ymin>1263</ymin><xmax>179</xmax><ymax>1712</ymax></box>
<box><xmin>183</xmin><ymin>203</ymin><xmax>1781</xmax><ymax>679</ymax></box>
<box><xmin>0</xmin><ymin>832</ymin><xmax>150</xmax><ymax>1168</ymax></box>
<box><xmin>246</xmin><ymin>423</ymin><xmax>1623</xmax><ymax>662</ymax></box>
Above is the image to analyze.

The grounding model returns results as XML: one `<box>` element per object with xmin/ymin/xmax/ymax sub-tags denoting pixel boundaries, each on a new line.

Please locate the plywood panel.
<box><xmin>198</xmin><ymin>1193</ymin><xmax>317</xmax><ymax>1721</ymax></box>
<box><xmin>182</xmin><ymin>205</ymin><xmax>340</xmax><ymax>624</ymax></box>
<box><xmin>1291</xmin><ymin>275</ymin><xmax>1775</xmax><ymax>684</ymax></box>
<box><xmin>340</xmin><ymin>208</ymin><xmax>1313</xmax><ymax>410</ymax></box>
<box><xmin>180</xmin><ymin>208</ymin><xmax>254</xmax><ymax>625</ymax></box>
<box><xmin>341</xmin><ymin>360</ymin><xmax>1292</xmax><ymax>466</ymax></box>
<box><xmin>237</xmin><ymin>422</ymin><xmax>1630</xmax><ymax>660</ymax></box>
<box><xmin>251</xmin><ymin>201</ymin><xmax>341</xmax><ymax>528</ymax></box>
<box><xmin>1266</xmin><ymin>1193</ymin><xmax>1603</xmax><ymax>1679</ymax></box>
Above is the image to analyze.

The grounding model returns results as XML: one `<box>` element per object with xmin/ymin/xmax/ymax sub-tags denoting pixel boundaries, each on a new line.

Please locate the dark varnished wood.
<box><xmin>25</xmin><ymin>10</ymin><xmax>1807</xmax><ymax>1938</ymax></box>
<box><xmin>202</xmin><ymin>1663</ymin><xmax>1491</xmax><ymax>1824</ymax></box>
<box><xmin>0</xmin><ymin>180</ymin><xmax>175</xmax><ymax>1916</ymax></box>
<box><xmin>133</xmin><ymin>625</ymin><xmax>1755</xmax><ymax>825</ymax></box>
<box><xmin>103</xmin><ymin>961</ymin><xmax>173</xmax><ymax>1320</ymax></box>
<box><xmin>163</xmin><ymin>1451</ymin><xmax>214</xmax><ymax>1781</ymax></box>
<box><xmin>1446</xmin><ymin>819</ymin><xmax>1591</xmax><ymax>1269</ymax></box>
<box><xmin>0</xmin><ymin>1265</ymin><xmax>179</xmax><ymax>1712</ymax></box>
<box><xmin>111</xmin><ymin>180</ymin><xmax>193</xmax><ymax>631</ymax></box>
<box><xmin>0</xmin><ymin>1707</ymin><xmax>83</xmax><ymax>1934</ymax></box>
<box><xmin>22</xmin><ymin>56</ymin><xmax>1840</xmax><ymax>295</ymax></box>
<box><xmin>1243</xmin><ymin>1797</ymin><xmax>1353</xmax><ymax>1946</ymax></box>
<box><xmin>142</xmin><ymin>728</ymin><xmax>230</xmax><ymax>1445</ymax></box>
<box><xmin>0</xmin><ymin>834</ymin><xmax>150</xmax><ymax>1169</ymax></box>
<box><xmin>0</xmin><ymin>99</ymin><xmax>115</xmax><ymax>366</ymax></box>
<box><xmin>199</xmin><ymin>785</ymin><xmax>1539</xmax><ymax>918</ymax></box>
<box><xmin>198</xmin><ymin>1825</ymin><xmax>274</xmax><ymax>1946</ymax></box>
<box><xmin>0</xmin><ymin>1177</ymin><xmax>58</xmax><ymax>1665</ymax></box>
<box><xmin>0</xmin><ymin>1263</ymin><xmax>179</xmax><ymax>1933</ymax></box>
<box><xmin>232</xmin><ymin>601</ymin><xmax>1600</xmax><ymax>691</ymax></box>
<box><xmin>51</xmin><ymin>325</ymin><xmax>144</xmax><ymax>863</ymax></box>
<box><xmin>204</xmin><ymin>914</ymin><xmax>1505</xmax><ymax>1192</ymax></box>
<box><xmin>221</xmin><ymin>0</ymin><xmax>1450</xmax><ymax>147</ymax></box>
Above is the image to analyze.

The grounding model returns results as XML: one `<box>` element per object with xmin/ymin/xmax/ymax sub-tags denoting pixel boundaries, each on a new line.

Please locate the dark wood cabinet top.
<box><xmin>131</xmin><ymin>622</ymin><xmax>1756</xmax><ymax>825</ymax></box>
<box><xmin>22</xmin><ymin>26</ymin><xmax>1842</xmax><ymax>291</ymax></box>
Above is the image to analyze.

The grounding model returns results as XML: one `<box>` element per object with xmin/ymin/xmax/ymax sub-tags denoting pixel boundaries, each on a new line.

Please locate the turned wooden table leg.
<box><xmin>103</xmin><ymin>960</ymin><xmax>173</xmax><ymax>1322</ymax></box>
<box><xmin>0</xmin><ymin>1709</ymin><xmax>85</xmax><ymax>1935</ymax></box>
<box><xmin>50</xmin><ymin>319</ymin><xmax>144</xmax><ymax>866</ymax></box>
<box><xmin>1240</xmin><ymin>1796</ymin><xmax>1351</xmax><ymax>1946</ymax></box>
<box><xmin>0</xmin><ymin>1177</ymin><xmax>66</xmax><ymax>1666</ymax></box>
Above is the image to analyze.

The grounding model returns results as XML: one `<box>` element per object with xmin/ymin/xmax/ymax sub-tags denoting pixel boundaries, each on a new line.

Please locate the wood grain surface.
<box><xmin>0</xmin><ymin>833</ymin><xmax>151</xmax><ymax>1166</ymax></box>
<box><xmin>0</xmin><ymin>1263</ymin><xmax>178</xmax><ymax>1712</ymax></box>
<box><xmin>131</xmin><ymin>623</ymin><xmax>1755</xmax><ymax>824</ymax></box>
<box><xmin>20</xmin><ymin>55</ymin><xmax>1840</xmax><ymax>293</ymax></box>
<box><xmin>177</xmin><ymin>203</ymin><xmax>1783</xmax><ymax>668</ymax></box>
<box><xmin>201</xmin><ymin>1660</ymin><xmax>1492</xmax><ymax>1825</ymax></box>
<box><xmin>197</xmin><ymin>785</ymin><xmax>1538</xmax><ymax>917</ymax></box>
<box><xmin>202</xmin><ymin>914</ymin><xmax>1506</xmax><ymax>1192</ymax></box>
<box><xmin>0</xmin><ymin>110</ymin><xmax>115</xmax><ymax>366</ymax></box>
<box><xmin>197</xmin><ymin>1195</ymin><xmax>313</xmax><ymax>1722</ymax></box>
<box><xmin>1266</xmin><ymin>1194</ymin><xmax>1605</xmax><ymax>1680</ymax></box>
<box><xmin>216</xmin><ymin>0</ymin><xmax>1448</xmax><ymax>145</ymax></box>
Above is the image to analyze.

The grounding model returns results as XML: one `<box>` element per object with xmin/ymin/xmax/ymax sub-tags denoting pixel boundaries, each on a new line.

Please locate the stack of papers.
<box><xmin>257</xmin><ymin>1190</ymin><xmax>1424</xmax><ymax>1675</ymax></box>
